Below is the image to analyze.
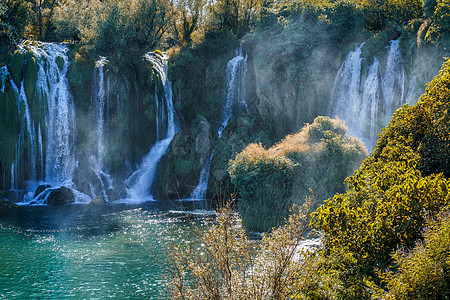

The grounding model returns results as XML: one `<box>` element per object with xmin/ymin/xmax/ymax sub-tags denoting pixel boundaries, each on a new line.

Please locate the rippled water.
<box><xmin>0</xmin><ymin>202</ymin><xmax>208</xmax><ymax>299</ymax></box>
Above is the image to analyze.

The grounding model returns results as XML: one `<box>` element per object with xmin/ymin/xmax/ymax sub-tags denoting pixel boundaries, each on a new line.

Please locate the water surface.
<box><xmin>0</xmin><ymin>202</ymin><xmax>208</xmax><ymax>299</ymax></box>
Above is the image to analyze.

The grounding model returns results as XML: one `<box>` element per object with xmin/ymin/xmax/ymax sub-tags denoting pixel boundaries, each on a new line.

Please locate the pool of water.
<box><xmin>0</xmin><ymin>201</ymin><xmax>209</xmax><ymax>299</ymax></box>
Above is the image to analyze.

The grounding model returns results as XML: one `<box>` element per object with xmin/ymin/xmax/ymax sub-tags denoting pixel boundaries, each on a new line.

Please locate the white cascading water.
<box><xmin>329</xmin><ymin>40</ymin><xmax>411</xmax><ymax>150</ymax></box>
<box><xmin>92</xmin><ymin>57</ymin><xmax>108</xmax><ymax>171</ymax></box>
<box><xmin>8</xmin><ymin>79</ymin><xmax>37</xmax><ymax>186</ymax></box>
<box><xmin>87</xmin><ymin>57</ymin><xmax>114</xmax><ymax>201</ymax></box>
<box><xmin>125</xmin><ymin>52</ymin><xmax>178</xmax><ymax>202</ymax></box>
<box><xmin>0</xmin><ymin>66</ymin><xmax>8</xmax><ymax>92</ymax></box>
<box><xmin>30</xmin><ymin>43</ymin><xmax>76</xmax><ymax>187</ymax></box>
<box><xmin>190</xmin><ymin>48</ymin><xmax>248</xmax><ymax>200</ymax></box>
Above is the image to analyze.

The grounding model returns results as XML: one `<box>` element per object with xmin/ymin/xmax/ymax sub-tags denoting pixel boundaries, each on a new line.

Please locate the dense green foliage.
<box><xmin>311</xmin><ymin>58</ymin><xmax>450</xmax><ymax>297</ymax></box>
<box><xmin>386</xmin><ymin>212</ymin><xmax>450</xmax><ymax>299</ymax></box>
<box><xmin>229</xmin><ymin>116</ymin><xmax>367</xmax><ymax>231</ymax></box>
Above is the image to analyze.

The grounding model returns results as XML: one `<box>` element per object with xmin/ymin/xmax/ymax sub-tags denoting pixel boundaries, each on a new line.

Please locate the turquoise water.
<box><xmin>0</xmin><ymin>202</ymin><xmax>207</xmax><ymax>299</ymax></box>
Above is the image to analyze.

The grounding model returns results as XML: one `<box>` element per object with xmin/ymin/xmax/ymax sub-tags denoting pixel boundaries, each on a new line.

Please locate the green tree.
<box><xmin>0</xmin><ymin>0</ymin><xmax>30</xmax><ymax>46</ymax></box>
<box><xmin>27</xmin><ymin>0</ymin><xmax>58</xmax><ymax>40</ymax></box>
<box><xmin>169</xmin><ymin>0</ymin><xmax>205</xmax><ymax>46</ymax></box>
<box><xmin>207</xmin><ymin>0</ymin><xmax>262</xmax><ymax>37</ymax></box>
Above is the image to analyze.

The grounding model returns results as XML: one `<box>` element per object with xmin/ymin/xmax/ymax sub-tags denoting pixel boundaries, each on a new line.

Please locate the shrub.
<box><xmin>167</xmin><ymin>199</ymin><xmax>314</xmax><ymax>299</ymax></box>
<box><xmin>229</xmin><ymin>116</ymin><xmax>366</xmax><ymax>232</ymax></box>
<box><xmin>425</xmin><ymin>0</ymin><xmax>450</xmax><ymax>50</ymax></box>
<box><xmin>386</xmin><ymin>212</ymin><xmax>450</xmax><ymax>299</ymax></box>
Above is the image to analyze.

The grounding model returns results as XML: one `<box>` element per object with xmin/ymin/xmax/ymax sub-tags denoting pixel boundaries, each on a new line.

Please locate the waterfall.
<box><xmin>329</xmin><ymin>40</ymin><xmax>412</xmax><ymax>150</ymax></box>
<box><xmin>190</xmin><ymin>48</ymin><xmax>248</xmax><ymax>200</ymax></box>
<box><xmin>92</xmin><ymin>57</ymin><xmax>108</xmax><ymax>171</ymax></box>
<box><xmin>8</xmin><ymin>75</ymin><xmax>37</xmax><ymax>187</ymax></box>
<box><xmin>81</xmin><ymin>56</ymin><xmax>114</xmax><ymax>201</ymax></box>
<box><xmin>0</xmin><ymin>66</ymin><xmax>8</xmax><ymax>92</ymax></box>
<box><xmin>30</xmin><ymin>43</ymin><xmax>76</xmax><ymax>187</ymax></box>
<box><xmin>125</xmin><ymin>52</ymin><xmax>178</xmax><ymax>202</ymax></box>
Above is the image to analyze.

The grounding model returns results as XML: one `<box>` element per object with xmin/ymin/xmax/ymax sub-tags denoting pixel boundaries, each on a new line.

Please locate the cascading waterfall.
<box><xmin>125</xmin><ymin>52</ymin><xmax>178</xmax><ymax>202</ymax></box>
<box><xmin>381</xmin><ymin>40</ymin><xmax>405</xmax><ymax>125</ymax></box>
<box><xmin>190</xmin><ymin>48</ymin><xmax>248</xmax><ymax>200</ymax></box>
<box><xmin>328</xmin><ymin>40</ymin><xmax>412</xmax><ymax>150</ymax></box>
<box><xmin>0</xmin><ymin>66</ymin><xmax>8</xmax><ymax>92</ymax></box>
<box><xmin>92</xmin><ymin>57</ymin><xmax>108</xmax><ymax>171</ymax></box>
<box><xmin>30</xmin><ymin>43</ymin><xmax>76</xmax><ymax>187</ymax></box>
<box><xmin>8</xmin><ymin>79</ymin><xmax>37</xmax><ymax>186</ymax></box>
<box><xmin>87</xmin><ymin>57</ymin><xmax>114</xmax><ymax>201</ymax></box>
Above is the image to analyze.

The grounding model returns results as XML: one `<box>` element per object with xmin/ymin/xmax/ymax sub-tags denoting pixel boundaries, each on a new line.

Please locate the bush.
<box><xmin>426</xmin><ymin>0</ymin><xmax>450</xmax><ymax>50</ymax></box>
<box><xmin>386</xmin><ymin>212</ymin><xmax>450</xmax><ymax>299</ymax></box>
<box><xmin>167</xmin><ymin>199</ymin><xmax>314</xmax><ymax>299</ymax></box>
<box><xmin>229</xmin><ymin>116</ymin><xmax>366</xmax><ymax>232</ymax></box>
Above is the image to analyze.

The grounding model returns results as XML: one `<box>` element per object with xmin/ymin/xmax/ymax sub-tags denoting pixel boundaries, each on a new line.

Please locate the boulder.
<box><xmin>33</xmin><ymin>184</ymin><xmax>51</xmax><ymax>198</ymax></box>
<box><xmin>106</xmin><ymin>189</ymin><xmax>122</xmax><ymax>202</ymax></box>
<box><xmin>46</xmin><ymin>186</ymin><xmax>75</xmax><ymax>205</ymax></box>
<box><xmin>88</xmin><ymin>197</ymin><xmax>106</xmax><ymax>206</ymax></box>
<box><xmin>0</xmin><ymin>198</ymin><xmax>19</xmax><ymax>209</ymax></box>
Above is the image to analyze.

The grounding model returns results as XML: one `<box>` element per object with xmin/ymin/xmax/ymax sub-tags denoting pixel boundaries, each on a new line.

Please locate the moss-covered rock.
<box><xmin>55</xmin><ymin>55</ymin><xmax>65</xmax><ymax>71</ymax></box>
<box><xmin>33</xmin><ymin>184</ymin><xmax>51</xmax><ymax>198</ymax></box>
<box><xmin>153</xmin><ymin>116</ymin><xmax>216</xmax><ymax>199</ymax></box>
<box><xmin>23</xmin><ymin>54</ymin><xmax>38</xmax><ymax>102</ymax></box>
<box><xmin>0</xmin><ymin>198</ymin><xmax>19</xmax><ymax>209</ymax></box>
<box><xmin>0</xmin><ymin>45</ymin><xmax>12</xmax><ymax>66</ymax></box>
<box><xmin>0</xmin><ymin>88</ymin><xmax>19</xmax><ymax>177</ymax></box>
<box><xmin>89</xmin><ymin>197</ymin><xmax>106</xmax><ymax>206</ymax></box>
<box><xmin>11</xmin><ymin>50</ymin><xmax>24</xmax><ymax>86</ymax></box>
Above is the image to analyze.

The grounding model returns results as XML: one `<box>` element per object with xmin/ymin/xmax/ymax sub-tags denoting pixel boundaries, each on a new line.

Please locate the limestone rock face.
<box><xmin>195</xmin><ymin>116</ymin><xmax>214</xmax><ymax>164</ymax></box>
<box><xmin>153</xmin><ymin>116</ymin><xmax>216</xmax><ymax>199</ymax></box>
<box><xmin>46</xmin><ymin>187</ymin><xmax>75</xmax><ymax>205</ymax></box>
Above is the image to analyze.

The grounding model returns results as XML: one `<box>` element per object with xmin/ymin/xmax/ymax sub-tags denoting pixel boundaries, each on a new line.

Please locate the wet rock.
<box><xmin>33</xmin><ymin>184</ymin><xmax>51</xmax><ymax>198</ymax></box>
<box><xmin>46</xmin><ymin>186</ymin><xmax>75</xmax><ymax>205</ymax></box>
<box><xmin>195</xmin><ymin>116</ymin><xmax>214</xmax><ymax>160</ymax></box>
<box><xmin>3</xmin><ymin>190</ymin><xmax>26</xmax><ymax>203</ymax></box>
<box><xmin>0</xmin><ymin>198</ymin><xmax>19</xmax><ymax>209</ymax></box>
<box><xmin>88</xmin><ymin>197</ymin><xmax>106</xmax><ymax>206</ymax></box>
<box><xmin>106</xmin><ymin>189</ymin><xmax>122</xmax><ymax>202</ymax></box>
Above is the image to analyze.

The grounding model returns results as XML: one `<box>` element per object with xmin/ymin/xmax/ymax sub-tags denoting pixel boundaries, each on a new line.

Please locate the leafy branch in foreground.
<box><xmin>166</xmin><ymin>197</ymin><xmax>314</xmax><ymax>299</ymax></box>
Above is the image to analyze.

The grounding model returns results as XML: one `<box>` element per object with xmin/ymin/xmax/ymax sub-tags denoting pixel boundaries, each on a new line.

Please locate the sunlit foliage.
<box><xmin>229</xmin><ymin>116</ymin><xmax>366</xmax><ymax>231</ymax></box>
<box><xmin>385</xmin><ymin>212</ymin><xmax>450</xmax><ymax>299</ymax></box>
<box><xmin>167</xmin><ymin>199</ymin><xmax>314</xmax><ymax>299</ymax></box>
<box><xmin>426</xmin><ymin>0</ymin><xmax>450</xmax><ymax>50</ymax></box>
